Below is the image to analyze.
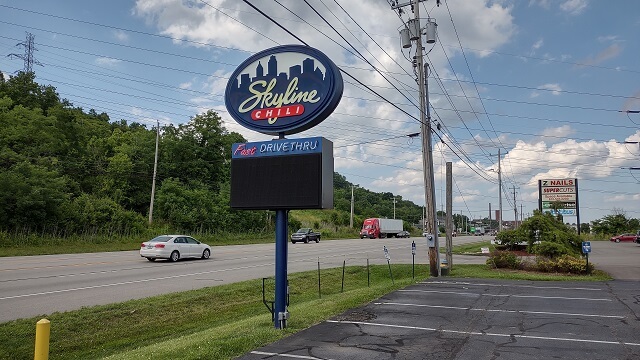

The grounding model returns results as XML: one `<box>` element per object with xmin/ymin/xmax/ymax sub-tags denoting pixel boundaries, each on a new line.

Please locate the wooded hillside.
<box><xmin>0</xmin><ymin>72</ymin><xmax>429</xmax><ymax>236</ymax></box>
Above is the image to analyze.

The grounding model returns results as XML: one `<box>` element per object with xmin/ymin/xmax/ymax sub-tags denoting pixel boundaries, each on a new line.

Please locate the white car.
<box><xmin>140</xmin><ymin>235</ymin><xmax>211</xmax><ymax>262</ymax></box>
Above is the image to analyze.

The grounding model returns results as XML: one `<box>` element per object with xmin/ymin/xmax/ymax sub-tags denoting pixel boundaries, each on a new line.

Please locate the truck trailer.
<box><xmin>360</xmin><ymin>218</ymin><xmax>404</xmax><ymax>239</ymax></box>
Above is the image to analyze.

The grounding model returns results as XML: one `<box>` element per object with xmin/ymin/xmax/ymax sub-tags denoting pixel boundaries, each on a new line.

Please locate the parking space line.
<box><xmin>374</xmin><ymin>302</ymin><xmax>625</xmax><ymax>319</ymax></box>
<box><xmin>326</xmin><ymin>320</ymin><xmax>640</xmax><ymax>347</ymax></box>
<box><xmin>250</xmin><ymin>351</ymin><xmax>333</xmax><ymax>359</ymax></box>
<box><xmin>423</xmin><ymin>281</ymin><xmax>604</xmax><ymax>291</ymax></box>
<box><xmin>399</xmin><ymin>289</ymin><xmax>612</xmax><ymax>301</ymax></box>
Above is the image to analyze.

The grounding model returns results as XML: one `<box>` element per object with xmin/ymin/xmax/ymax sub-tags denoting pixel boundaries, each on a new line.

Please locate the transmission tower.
<box><xmin>8</xmin><ymin>32</ymin><xmax>42</xmax><ymax>73</ymax></box>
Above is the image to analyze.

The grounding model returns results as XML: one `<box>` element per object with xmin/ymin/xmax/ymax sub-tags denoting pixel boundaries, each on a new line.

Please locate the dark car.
<box><xmin>291</xmin><ymin>228</ymin><xmax>321</xmax><ymax>244</ymax></box>
<box><xmin>396</xmin><ymin>230</ymin><xmax>410</xmax><ymax>238</ymax></box>
<box><xmin>610</xmin><ymin>233</ymin><xmax>637</xmax><ymax>243</ymax></box>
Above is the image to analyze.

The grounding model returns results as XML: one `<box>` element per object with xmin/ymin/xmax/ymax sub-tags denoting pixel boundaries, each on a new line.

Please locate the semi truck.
<box><xmin>360</xmin><ymin>218</ymin><xmax>404</xmax><ymax>239</ymax></box>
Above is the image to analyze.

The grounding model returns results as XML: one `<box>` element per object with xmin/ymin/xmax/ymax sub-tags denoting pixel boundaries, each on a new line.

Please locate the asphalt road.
<box><xmin>1</xmin><ymin>237</ymin><xmax>637</xmax><ymax>324</ymax></box>
<box><xmin>0</xmin><ymin>235</ymin><xmax>488</xmax><ymax>323</ymax></box>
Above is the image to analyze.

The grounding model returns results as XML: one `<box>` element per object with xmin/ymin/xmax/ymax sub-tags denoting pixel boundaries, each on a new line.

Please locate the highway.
<box><xmin>3</xmin><ymin>236</ymin><xmax>636</xmax><ymax>323</ymax></box>
<box><xmin>0</xmin><ymin>235</ymin><xmax>489</xmax><ymax>323</ymax></box>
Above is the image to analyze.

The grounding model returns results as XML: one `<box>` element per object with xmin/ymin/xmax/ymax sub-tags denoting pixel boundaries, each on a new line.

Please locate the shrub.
<box><xmin>494</xmin><ymin>229</ymin><xmax>525</xmax><ymax>249</ymax></box>
<box><xmin>532</xmin><ymin>241</ymin><xmax>571</xmax><ymax>258</ymax></box>
<box><xmin>535</xmin><ymin>255</ymin><xmax>586</xmax><ymax>274</ymax></box>
<box><xmin>486</xmin><ymin>250</ymin><xmax>521</xmax><ymax>269</ymax></box>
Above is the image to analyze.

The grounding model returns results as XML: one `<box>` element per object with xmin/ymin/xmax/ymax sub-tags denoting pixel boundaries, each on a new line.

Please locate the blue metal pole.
<box><xmin>274</xmin><ymin>209</ymin><xmax>288</xmax><ymax>328</ymax></box>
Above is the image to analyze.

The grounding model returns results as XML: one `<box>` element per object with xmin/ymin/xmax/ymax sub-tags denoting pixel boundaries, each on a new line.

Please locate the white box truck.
<box><xmin>360</xmin><ymin>218</ymin><xmax>404</xmax><ymax>239</ymax></box>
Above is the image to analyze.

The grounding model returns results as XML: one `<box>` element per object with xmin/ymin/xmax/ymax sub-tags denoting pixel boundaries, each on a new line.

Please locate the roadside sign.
<box><xmin>411</xmin><ymin>241</ymin><xmax>416</xmax><ymax>255</ymax></box>
<box><xmin>582</xmin><ymin>241</ymin><xmax>591</xmax><ymax>254</ymax></box>
<box><xmin>383</xmin><ymin>246</ymin><xmax>391</xmax><ymax>261</ymax></box>
<box><xmin>548</xmin><ymin>209</ymin><xmax>577</xmax><ymax>216</ymax></box>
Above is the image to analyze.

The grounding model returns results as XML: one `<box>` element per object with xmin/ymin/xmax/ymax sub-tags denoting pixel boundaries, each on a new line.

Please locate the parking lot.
<box><xmin>239</xmin><ymin>278</ymin><xmax>640</xmax><ymax>359</ymax></box>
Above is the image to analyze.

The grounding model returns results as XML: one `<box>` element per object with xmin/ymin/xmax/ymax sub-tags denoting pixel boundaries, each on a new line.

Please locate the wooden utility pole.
<box><xmin>148</xmin><ymin>120</ymin><xmax>160</xmax><ymax>225</ymax></box>
<box><xmin>446</xmin><ymin>162</ymin><xmax>453</xmax><ymax>269</ymax></box>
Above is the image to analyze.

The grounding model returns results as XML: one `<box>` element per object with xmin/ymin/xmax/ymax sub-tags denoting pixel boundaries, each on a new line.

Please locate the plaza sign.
<box><xmin>538</xmin><ymin>178</ymin><xmax>581</xmax><ymax>233</ymax></box>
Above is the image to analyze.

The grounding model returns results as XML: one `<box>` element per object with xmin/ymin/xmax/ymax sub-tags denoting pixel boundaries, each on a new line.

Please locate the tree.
<box><xmin>591</xmin><ymin>212</ymin><xmax>639</xmax><ymax>235</ymax></box>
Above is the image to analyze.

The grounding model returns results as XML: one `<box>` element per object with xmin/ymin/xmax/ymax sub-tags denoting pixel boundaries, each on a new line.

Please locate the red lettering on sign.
<box><xmin>251</xmin><ymin>104</ymin><xmax>305</xmax><ymax>121</ymax></box>
<box><xmin>549</xmin><ymin>179</ymin><xmax>574</xmax><ymax>186</ymax></box>
<box><xmin>233</xmin><ymin>144</ymin><xmax>257</xmax><ymax>156</ymax></box>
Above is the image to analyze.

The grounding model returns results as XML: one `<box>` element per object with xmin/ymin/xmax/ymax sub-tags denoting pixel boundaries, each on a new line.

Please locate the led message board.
<box><xmin>230</xmin><ymin>137</ymin><xmax>333</xmax><ymax>210</ymax></box>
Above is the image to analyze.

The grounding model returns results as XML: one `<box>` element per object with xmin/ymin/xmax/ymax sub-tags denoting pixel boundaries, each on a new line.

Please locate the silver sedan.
<box><xmin>140</xmin><ymin>235</ymin><xmax>211</xmax><ymax>262</ymax></box>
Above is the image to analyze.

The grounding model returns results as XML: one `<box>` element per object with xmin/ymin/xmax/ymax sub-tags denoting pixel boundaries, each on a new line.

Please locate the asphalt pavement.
<box><xmin>239</xmin><ymin>278</ymin><xmax>640</xmax><ymax>360</ymax></box>
<box><xmin>238</xmin><ymin>241</ymin><xmax>640</xmax><ymax>360</ymax></box>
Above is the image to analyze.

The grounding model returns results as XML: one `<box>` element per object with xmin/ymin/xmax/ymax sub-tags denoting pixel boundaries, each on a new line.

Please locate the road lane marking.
<box><xmin>250</xmin><ymin>351</ymin><xmax>332</xmax><ymax>359</ymax></box>
<box><xmin>423</xmin><ymin>281</ymin><xmax>603</xmax><ymax>291</ymax></box>
<box><xmin>0</xmin><ymin>263</ymin><xmax>271</xmax><ymax>300</ymax></box>
<box><xmin>374</xmin><ymin>302</ymin><xmax>625</xmax><ymax>319</ymax></box>
<box><xmin>399</xmin><ymin>289</ymin><xmax>612</xmax><ymax>301</ymax></box>
<box><xmin>326</xmin><ymin>320</ymin><xmax>640</xmax><ymax>347</ymax></box>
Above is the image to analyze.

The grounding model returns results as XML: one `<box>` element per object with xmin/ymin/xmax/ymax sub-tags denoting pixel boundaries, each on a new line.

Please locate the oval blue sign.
<box><xmin>225</xmin><ymin>45</ymin><xmax>343</xmax><ymax>136</ymax></box>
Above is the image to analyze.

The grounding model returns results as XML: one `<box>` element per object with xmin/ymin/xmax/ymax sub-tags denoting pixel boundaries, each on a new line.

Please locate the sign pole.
<box><xmin>274</xmin><ymin>209</ymin><xmax>288</xmax><ymax>328</ymax></box>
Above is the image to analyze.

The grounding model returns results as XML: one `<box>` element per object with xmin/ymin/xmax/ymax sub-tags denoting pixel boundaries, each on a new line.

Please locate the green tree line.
<box><xmin>0</xmin><ymin>72</ymin><xmax>429</xmax><ymax>237</ymax></box>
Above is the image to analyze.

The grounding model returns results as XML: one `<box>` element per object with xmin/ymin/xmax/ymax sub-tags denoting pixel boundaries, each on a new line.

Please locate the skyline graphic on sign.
<box><xmin>225</xmin><ymin>45</ymin><xmax>343</xmax><ymax>136</ymax></box>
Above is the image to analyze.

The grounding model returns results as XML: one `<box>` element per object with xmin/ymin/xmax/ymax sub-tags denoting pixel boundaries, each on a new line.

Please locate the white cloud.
<box><xmin>179</xmin><ymin>81</ymin><xmax>192</xmax><ymax>89</ymax></box>
<box><xmin>95</xmin><ymin>57</ymin><xmax>122</xmax><ymax>66</ymax></box>
<box><xmin>529</xmin><ymin>0</ymin><xmax>551</xmax><ymax>9</ymax></box>
<box><xmin>560</xmin><ymin>0</ymin><xmax>588</xmax><ymax>15</ymax></box>
<box><xmin>540</xmin><ymin>125</ymin><xmax>574</xmax><ymax>139</ymax></box>
<box><xmin>530</xmin><ymin>83</ymin><xmax>561</xmax><ymax>98</ymax></box>
<box><xmin>578</xmin><ymin>44</ymin><xmax>623</xmax><ymax>66</ymax></box>
<box><xmin>597</xmin><ymin>35</ymin><xmax>619</xmax><ymax>43</ymax></box>
<box><xmin>113</xmin><ymin>30</ymin><xmax>129</xmax><ymax>42</ymax></box>
<box><xmin>532</xmin><ymin>38</ymin><xmax>543</xmax><ymax>51</ymax></box>
<box><xmin>539</xmin><ymin>83</ymin><xmax>562</xmax><ymax>95</ymax></box>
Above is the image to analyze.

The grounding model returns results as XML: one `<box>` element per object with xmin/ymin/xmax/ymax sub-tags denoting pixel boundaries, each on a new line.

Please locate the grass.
<box><xmin>444</xmin><ymin>240</ymin><xmax>495</xmax><ymax>255</ymax></box>
<box><xmin>0</xmin><ymin>263</ymin><xmax>610</xmax><ymax>360</ymax></box>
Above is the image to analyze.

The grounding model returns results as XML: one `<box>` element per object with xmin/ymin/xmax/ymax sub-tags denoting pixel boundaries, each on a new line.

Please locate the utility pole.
<box><xmin>489</xmin><ymin>203</ymin><xmax>492</xmax><ymax>232</ymax></box>
<box><xmin>350</xmin><ymin>185</ymin><xmax>355</xmax><ymax>228</ymax></box>
<box><xmin>393</xmin><ymin>196</ymin><xmax>397</xmax><ymax>219</ymax></box>
<box><xmin>148</xmin><ymin>120</ymin><xmax>160</xmax><ymax>225</ymax></box>
<box><xmin>8</xmin><ymin>32</ymin><xmax>42</xmax><ymax>73</ymax></box>
<box><xmin>445</xmin><ymin>162</ymin><xmax>452</xmax><ymax>269</ymax></box>
<box><xmin>392</xmin><ymin>0</ymin><xmax>440</xmax><ymax>277</ymax></box>
<box><xmin>512</xmin><ymin>186</ymin><xmax>518</xmax><ymax>229</ymax></box>
<box><xmin>498</xmin><ymin>149</ymin><xmax>503</xmax><ymax>232</ymax></box>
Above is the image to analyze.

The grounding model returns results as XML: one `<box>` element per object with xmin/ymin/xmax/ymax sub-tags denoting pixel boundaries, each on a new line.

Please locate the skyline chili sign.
<box><xmin>225</xmin><ymin>45</ymin><xmax>343</xmax><ymax>136</ymax></box>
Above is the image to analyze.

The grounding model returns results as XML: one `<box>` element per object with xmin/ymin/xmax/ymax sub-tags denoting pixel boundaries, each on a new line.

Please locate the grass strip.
<box><xmin>0</xmin><ymin>264</ymin><xmax>610</xmax><ymax>360</ymax></box>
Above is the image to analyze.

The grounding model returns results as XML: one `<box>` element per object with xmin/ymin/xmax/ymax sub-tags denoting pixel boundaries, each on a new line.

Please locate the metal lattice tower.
<box><xmin>8</xmin><ymin>32</ymin><xmax>42</xmax><ymax>73</ymax></box>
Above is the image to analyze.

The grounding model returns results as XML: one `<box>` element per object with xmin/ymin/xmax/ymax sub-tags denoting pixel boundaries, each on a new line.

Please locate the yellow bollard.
<box><xmin>34</xmin><ymin>319</ymin><xmax>50</xmax><ymax>360</ymax></box>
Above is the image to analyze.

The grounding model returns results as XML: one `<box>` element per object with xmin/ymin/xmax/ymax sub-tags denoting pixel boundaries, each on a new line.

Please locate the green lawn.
<box><xmin>0</xmin><ymin>264</ymin><xmax>610</xmax><ymax>360</ymax></box>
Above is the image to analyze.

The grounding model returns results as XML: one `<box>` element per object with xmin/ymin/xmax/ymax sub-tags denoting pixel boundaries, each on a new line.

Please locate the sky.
<box><xmin>1</xmin><ymin>0</ymin><xmax>639</xmax><ymax>225</ymax></box>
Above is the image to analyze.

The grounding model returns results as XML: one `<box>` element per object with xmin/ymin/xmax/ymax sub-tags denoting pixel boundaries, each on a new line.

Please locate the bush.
<box><xmin>535</xmin><ymin>255</ymin><xmax>586</xmax><ymax>274</ymax></box>
<box><xmin>486</xmin><ymin>250</ymin><xmax>521</xmax><ymax>269</ymax></box>
<box><xmin>494</xmin><ymin>230</ymin><xmax>525</xmax><ymax>249</ymax></box>
<box><xmin>532</xmin><ymin>241</ymin><xmax>571</xmax><ymax>258</ymax></box>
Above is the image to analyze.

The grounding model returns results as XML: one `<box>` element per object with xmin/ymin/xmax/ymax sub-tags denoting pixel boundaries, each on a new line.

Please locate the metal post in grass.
<box><xmin>34</xmin><ymin>318</ymin><xmax>50</xmax><ymax>360</ymax></box>
<box><xmin>367</xmin><ymin>257</ymin><xmax>370</xmax><ymax>287</ymax></box>
<box><xmin>411</xmin><ymin>240</ymin><xmax>416</xmax><ymax>279</ymax></box>
<box><xmin>384</xmin><ymin>246</ymin><xmax>394</xmax><ymax>284</ymax></box>
<box><xmin>317</xmin><ymin>257</ymin><xmax>321</xmax><ymax>299</ymax></box>
<box><xmin>341</xmin><ymin>258</ymin><xmax>346</xmax><ymax>292</ymax></box>
<box><xmin>582</xmin><ymin>241</ymin><xmax>591</xmax><ymax>275</ymax></box>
